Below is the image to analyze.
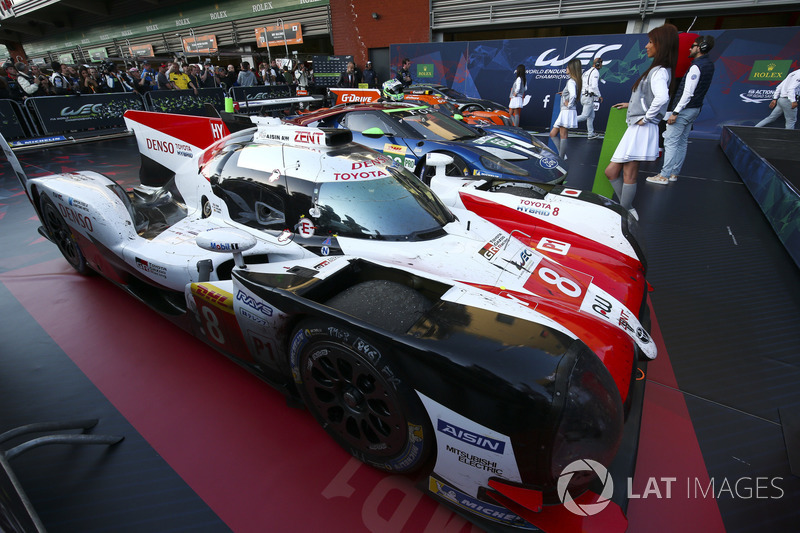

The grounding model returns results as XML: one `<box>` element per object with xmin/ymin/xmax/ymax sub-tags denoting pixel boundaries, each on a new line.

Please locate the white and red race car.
<box><xmin>3</xmin><ymin>110</ymin><xmax>650</xmax><ymax>532</ymax></box>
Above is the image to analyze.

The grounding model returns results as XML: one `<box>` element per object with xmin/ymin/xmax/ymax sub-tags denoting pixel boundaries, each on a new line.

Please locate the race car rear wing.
<box><xmin>123</xmin><ymin>110</ymin><xmax>353</xmax><ymax>188</ymax></box>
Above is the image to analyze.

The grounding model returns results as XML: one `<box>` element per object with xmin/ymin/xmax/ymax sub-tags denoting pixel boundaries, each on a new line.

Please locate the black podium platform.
<box><xmin>721</xmin><ymin>126</ymin><xmax>800</xmax><ymax>268</ymax></box>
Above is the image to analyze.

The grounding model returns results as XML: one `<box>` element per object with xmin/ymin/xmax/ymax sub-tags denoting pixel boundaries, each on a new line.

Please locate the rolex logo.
<box><xmin>767</xmin><ymin>63</ymin><xmax>776</xmax><ymax>71</ymax></box>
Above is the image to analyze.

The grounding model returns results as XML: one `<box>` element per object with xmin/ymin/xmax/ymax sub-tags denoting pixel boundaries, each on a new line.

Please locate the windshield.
<box><xmin>314</xmin><ymin>167</ymin><xmax>455</xmax><ymax>240</ymax></box>
<box><xmin>389</xmin><ymin>108</ymin><xmax>478</xmax><ymax>141</ymax></box>
<box><xmin>439</xmin><ymin>87</ymin><xmax>468</xmax><ymax>100</ymax></box>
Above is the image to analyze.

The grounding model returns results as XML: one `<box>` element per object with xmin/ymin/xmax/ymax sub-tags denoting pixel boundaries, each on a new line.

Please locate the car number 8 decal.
<box><xmin>538</xmin><ymin>267</ymin><xmax>582</xmax><ymax>298</ymax></box>
<box><xmin>201</xmin><ymin>305</ymin><xmax>225</xmax><ymax>344</ymax></box>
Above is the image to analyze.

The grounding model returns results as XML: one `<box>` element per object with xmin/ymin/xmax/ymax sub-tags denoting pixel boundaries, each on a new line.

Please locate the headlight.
<box><xmin>479</xmin><ymin>154</ymin><xmax>529</xmax><ymax>176</ymax></box>
<box><xmin>532</xmin><ymin>134</ymin><xmax>557</xmax><ymax>156</ymax></box>
<box><xmin>549</xmin><ymin>342</ymin><xmax>623</xmax><ymax>495</ymax></box>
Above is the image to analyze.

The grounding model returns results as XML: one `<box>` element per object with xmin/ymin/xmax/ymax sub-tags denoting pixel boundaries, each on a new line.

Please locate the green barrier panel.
<box><xmin>592</xmin><ymin>106</ymin><xmax>629</xmax><ymax>198</ymax></box>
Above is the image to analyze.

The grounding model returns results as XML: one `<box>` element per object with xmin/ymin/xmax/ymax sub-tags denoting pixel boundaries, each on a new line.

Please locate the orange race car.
<box><xmin>328</xmin><ymin>86</ymin><xmax>512</xmax><ymax>126</ymax></box>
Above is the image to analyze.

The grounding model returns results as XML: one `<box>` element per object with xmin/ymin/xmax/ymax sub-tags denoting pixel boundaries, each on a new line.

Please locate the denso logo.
<box><xmin>236</xmin><ymin>290</ymin><xmax>273</xmax><ymax>316</ymax></box>
<box><xmin>294</xmin><ymin>131</ymin><xmax>323</xmax><ymax>144</ymax></box>
<box><xmin>146</xmin><ymin>138</ymin><xmax>175</xmax><ymax>154</ymax></box>
<box><xmin>535</xmin><ymin>44</ymin><xmax>622</xmax><ymax>67</ymax></box>
<box><xmin>340</xmin><ymin>93</ymin><xmax>374</xmax><ymax>103</ymax></box>
<box><xmin>437</xmin><ymin>420</ymin><xmax>505</xmax><ymax>453</ymax></box>
<box><xmin>60</xmin><ymin>103</ymin><xmax>103</xmax><ymax>116</ymax></box>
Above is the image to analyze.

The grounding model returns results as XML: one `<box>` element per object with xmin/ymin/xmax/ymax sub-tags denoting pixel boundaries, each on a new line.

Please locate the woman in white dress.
<box><xmin>604</xmin><ymin>24</ymin><xmax>679</xmax><ymax>219</ymax></box>
<box><xmin>549</xmin><ymin>59</ymin><xmax>582</xmax><ymax>160</ymax></box>
<box><xmin>508</xmin><ymin>64</ymin><xmax>526</xmax><ymax>127</ymax></box>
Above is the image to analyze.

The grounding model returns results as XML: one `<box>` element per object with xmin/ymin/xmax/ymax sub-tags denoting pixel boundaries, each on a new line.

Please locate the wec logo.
<box><xmin>60</xmin><ymin>103</ymin><xmax>103</xmax><ymax>116</ymax></box>
<box><xmin>535</xmin><ymin>44</ymin><xmax>622</xmax><ymax>67</ymax></box>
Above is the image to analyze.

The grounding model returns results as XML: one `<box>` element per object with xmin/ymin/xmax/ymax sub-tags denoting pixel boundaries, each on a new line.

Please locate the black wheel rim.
<box><xmin>42</xmin><ymin>201</ymin><xmax>83</xmax><ymax>269</ymax></box>
<box><xmin>301</xmin><ymin>342</ymin><xmax>408</xmax><ymax>456</ymax></box>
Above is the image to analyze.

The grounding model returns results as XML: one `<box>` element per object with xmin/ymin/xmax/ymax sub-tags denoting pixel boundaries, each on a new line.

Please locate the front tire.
<box><xmin>39</xmin><ymin>194</ymin><xmax>91</xmax><ymax>275</ymax></box>
<box><xmin>289</xmin><ymin>319</ymin><xmax>432</xmax><ymax>472</ymax></box>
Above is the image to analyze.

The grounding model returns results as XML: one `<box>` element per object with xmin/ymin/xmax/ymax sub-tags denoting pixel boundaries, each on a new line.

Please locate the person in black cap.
<box><xmin>362</xmin><ymin>60</ymin><xmax>378</xmax><ymax>89</ymax></box>
<box><xmin>2</xmin><ymin>62</ymin><xmax>22</xmax><ymax>100</ymax></box>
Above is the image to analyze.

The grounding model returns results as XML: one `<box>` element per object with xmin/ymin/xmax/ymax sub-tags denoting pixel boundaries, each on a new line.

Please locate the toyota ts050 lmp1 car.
<box><xmin>287</xmin><ymin>102</ymin><xmax>566</xmax><ymax>185</ymax></box>
<box><xmin>423</xmin><ymin>153</ymin><xmax>652</xmax><ymax>355</ymax></box>
<box><xmin>2</xmin><ymin>111</ymin><xmax>646</xmax><ymax>532</ymax></box>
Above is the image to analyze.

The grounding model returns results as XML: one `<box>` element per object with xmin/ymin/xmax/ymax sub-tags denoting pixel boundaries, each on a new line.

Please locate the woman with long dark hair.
<box><xmin>549</xmin><ymin>58</ymin><xmax>583</xmax><ymax>160</ymax></box>
<box><xmin>508</xmin><ymin>64</ymin><xmax>526</xmax><ymax>127</ymax></box>
<box><xmin>604</xmin><ymin>24</ymin><xmax>679</xmax><ymax>219</ymax></box>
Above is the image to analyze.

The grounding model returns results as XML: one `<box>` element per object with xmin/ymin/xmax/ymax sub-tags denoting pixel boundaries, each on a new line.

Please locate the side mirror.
<box><xmin>426</xmin><ymin>153</ymin><xmax>454</xmax><ymax>180</ymax></box>
<box><xmin>453</xmin><ymin>113</ymin><xmax>464</xmax><ymax>121</ymax></box>
<box><xmin>196</xmin><ymin>227</ymin><xmax>257</xmax><ymax>269</ymax></box>
<box><xmin>361</xmin><ymin>127</ymin><xmax>385</xmax><ymax>137</ymax></box>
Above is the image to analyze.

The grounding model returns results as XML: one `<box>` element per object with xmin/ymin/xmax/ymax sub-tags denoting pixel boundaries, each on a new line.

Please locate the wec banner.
<box><xmin>391</xmin><ymin>26</ymin><xmax>800</xmax><ymax>138</ymax></box>
<box><xmin>146</xmin><ymin>88</ymin><xmax>226</xmax><ymax>116</ymax></box>
<box><xmin>27</xmin><ymin>93</ymin><xmax>145</xmax><ymax>135</ymax></box>
<box><xmin>0</xmin><ymin>99</ymin><xmax>27</xmax><ymax>139</ymax></box>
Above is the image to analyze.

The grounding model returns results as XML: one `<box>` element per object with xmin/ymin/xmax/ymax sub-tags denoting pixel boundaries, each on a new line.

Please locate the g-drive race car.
<box><xmin>3</xmin><ymin>111</ymin><xmax>650</xmax><ymax>532</ymax></box>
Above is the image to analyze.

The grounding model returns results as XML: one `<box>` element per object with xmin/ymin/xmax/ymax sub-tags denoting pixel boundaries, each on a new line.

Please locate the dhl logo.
<box><xmin>383</xmin><ymin>144</ymin><xmax>406</xmax><ymax>155</ymax></box>
<box><xmin>192</xmin><ymin>283</ymin><xmax>234</xmax><ymax>312</ymax></box>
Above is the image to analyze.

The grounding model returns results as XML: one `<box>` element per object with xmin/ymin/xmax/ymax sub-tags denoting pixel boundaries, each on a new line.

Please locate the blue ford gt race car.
<box><xmin>288</xmin><ymin>102</ymin><xmax>566</xmax><ymax>184</ymax></box>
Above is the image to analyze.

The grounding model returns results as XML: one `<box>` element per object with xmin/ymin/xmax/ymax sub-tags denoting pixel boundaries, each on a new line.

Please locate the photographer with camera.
<box><xmin>14</xmin><ymin>62</ymin><xmax>41</xmax><ymax>99</ymax></box>
<box><xmin>99</xmin><ymin>61</ymin><xmax>134</xmax><ymax>93</ymax></box>
<box><xmin>30</xmin><ymin>65</ymin><xmax>56</xmax><ymax>96</ymax></box>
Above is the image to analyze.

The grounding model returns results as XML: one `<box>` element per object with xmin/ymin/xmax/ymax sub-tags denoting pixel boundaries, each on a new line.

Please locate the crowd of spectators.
<box><xmin>0</xmin><ymin>57</ymin><xmax>317</xmax><ymax>102</ymax></box>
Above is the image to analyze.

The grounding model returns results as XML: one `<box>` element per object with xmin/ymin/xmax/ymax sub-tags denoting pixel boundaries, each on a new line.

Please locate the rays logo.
<box><xmin>540</xmin><ymin>157</ymin><xmax>558</xmax><ymax>169</ymax></box>
<box><xmin>535</xmin><ymin>44</ymin><xmax>622</xmax><ymax>67</ymax></box>
<box><xmin>557</xmin><ymin>459</ymin><xmax>614</xmax><ymax>516</ymax></box>
<box><xmin>236</xmin><ymin>290</ymin><xmax>273</xmax><ymax>316</ymax></box>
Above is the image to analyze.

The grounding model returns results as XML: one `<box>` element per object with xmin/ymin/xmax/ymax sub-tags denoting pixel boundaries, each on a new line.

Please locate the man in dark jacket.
<box><xmin>362</xmin><ymin>61</ymin><xmax>378</xmax><ymax>88</ymax></box>
<box><xmin>647</xmin><ymin>35</ymin><xmax>716</xmax><ymax>185</ymax></box>
<box><xmin>337</xmin><ymin>62</ymin><xmax>359</xmax><ymax>88</ymax></box>
<box><xmin>396</xmin><ymin>58</ymin><xmax>412</xmax><ymax>87</ymax></box>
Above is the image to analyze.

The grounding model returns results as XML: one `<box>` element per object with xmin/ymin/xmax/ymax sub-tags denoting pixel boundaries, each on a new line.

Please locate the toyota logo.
<box><xmin>557</xmin><ymin>459</ymin><xmax>614</xmax><ymax>516</ymax></box>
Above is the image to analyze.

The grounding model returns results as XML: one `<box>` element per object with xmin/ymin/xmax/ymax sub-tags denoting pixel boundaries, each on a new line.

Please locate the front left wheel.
<box><xmin>39</xmin><ymin>194</ymin><xmax>91</xmax><ymax>275</ymax></box>
<box><xmin>289</xmin><ymin>319</ymin><xmax>432</xmax><ymax>473</ymax></box>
